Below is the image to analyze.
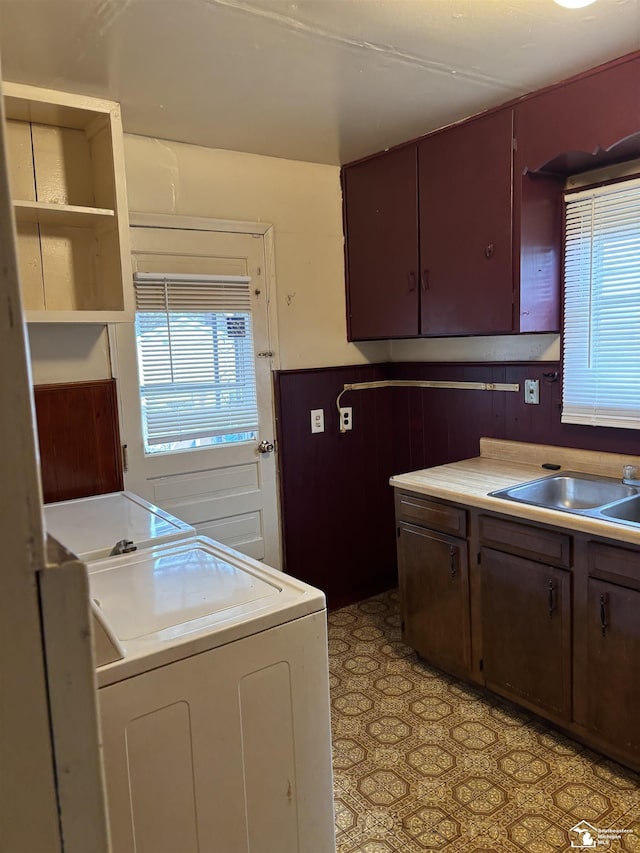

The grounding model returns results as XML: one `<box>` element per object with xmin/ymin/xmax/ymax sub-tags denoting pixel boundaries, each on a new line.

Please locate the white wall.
<box><xmin>27</xmin><ymin>325</ymin><xmax>112</xmax><ymax>385</ymax></box>
<box><xmin>123</xmin><ymin>134</ymin><xmax>389</xmax><ymax>371</ymax></box>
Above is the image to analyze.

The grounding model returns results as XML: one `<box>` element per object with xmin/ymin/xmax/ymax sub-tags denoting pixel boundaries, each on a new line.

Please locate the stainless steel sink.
<box><xmin>599</xmin><ymin>494</ymin><xmax>640</xmax><ymax>524</ymax></box>
<box><xmin>490</xmin><ymin>472</ymin><xmax>639</xmax><ymax>512</ymax></box>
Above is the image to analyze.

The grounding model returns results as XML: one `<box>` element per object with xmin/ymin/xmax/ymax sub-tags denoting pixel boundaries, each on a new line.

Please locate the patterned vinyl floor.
<box><xmin>328</xmin><ymin>590</ymin><xmax>640</xmax><ymax>853</ymax></box>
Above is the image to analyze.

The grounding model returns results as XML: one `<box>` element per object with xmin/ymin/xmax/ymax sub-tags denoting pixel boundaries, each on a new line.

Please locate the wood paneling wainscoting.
<box><xmin>34</xmin><ymin>379</ymin><xmax>123</xmax><ymax>504</ymax></box>
<box><xmin>275</xmin><ymin>364</ymin><xmax>404</xmax><ymax>609</ymax></box>
<box><xmin>275</xmin><ymin>361</ymin><xmax>640</xmax><ymax>608</ymax></box>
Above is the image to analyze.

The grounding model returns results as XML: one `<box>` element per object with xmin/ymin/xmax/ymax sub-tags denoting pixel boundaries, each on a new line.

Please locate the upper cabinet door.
<box><xmin>343</xmin><ymin>145</ymin><xmax>419</xmax><ymax>340</ymax></box>
<box><xmin>418</xmin><ymin>109</ymin><xmax>514</xmax><ymax>337</ymax></box>
<box><xmin>517</xmin><ymin>57</ymin><xmax>640</xmax><ymax>174</ymax></box>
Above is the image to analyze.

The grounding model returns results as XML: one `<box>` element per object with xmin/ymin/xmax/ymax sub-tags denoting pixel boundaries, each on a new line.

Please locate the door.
<box><xmin>115</xmin><ymin>226</ymin><xmax>281</xmax><ymax>567</ymax></box>
<box><xmin>481</xmin><ymin>547</ymin><xmax>572</xmax><ymax>720</ymax></box>
<box><xmin>398</xmin><ymin>522</ymin><xmax>470</xmax><ymax>674</ymax></box>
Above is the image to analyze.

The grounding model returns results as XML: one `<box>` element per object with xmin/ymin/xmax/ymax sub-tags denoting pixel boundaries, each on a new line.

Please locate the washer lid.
<box><xmin>44</xmin><ymin>491</ymin><xmax>195</xmax><ymax>561</ymax></box>
<box><xmin>89</xmin><ymin>536</ymin><xmax>326</xmax><ymax>685</ymax></box>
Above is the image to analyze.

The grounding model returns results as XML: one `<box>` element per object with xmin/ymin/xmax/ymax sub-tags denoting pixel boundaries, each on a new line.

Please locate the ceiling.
<box><xmin>1</xmin><ymin>0</ymin><xmax>639</xmax><ymax>165</ymax></box>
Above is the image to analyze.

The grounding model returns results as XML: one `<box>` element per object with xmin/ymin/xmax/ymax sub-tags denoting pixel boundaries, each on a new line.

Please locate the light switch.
<box><xmin>311</xmin><ymin>408</ymin><xmax>325</xmax><ymax>433</ymax></box>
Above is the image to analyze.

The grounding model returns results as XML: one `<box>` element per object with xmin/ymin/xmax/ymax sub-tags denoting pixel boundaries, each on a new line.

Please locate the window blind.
<box><xmin>133</xmin><ymin>273</ymin><xmax>258</xmax><ymax>452</ymax></box>
<box><xmin>562</xmin><ymin>177</ymin><xmax>640</xmax><ymax>429</ymax></box>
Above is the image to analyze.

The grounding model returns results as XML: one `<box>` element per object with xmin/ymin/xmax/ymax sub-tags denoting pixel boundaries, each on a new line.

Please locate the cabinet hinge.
<box><xmin>512</xmin><ymin>136</ymin><xmax>517</xmax><ymax>152</ymax></box>
<box><xmin>121</xmin><ymin>443</ymin><xmax>128</xmax><ymax>474</ymax></box>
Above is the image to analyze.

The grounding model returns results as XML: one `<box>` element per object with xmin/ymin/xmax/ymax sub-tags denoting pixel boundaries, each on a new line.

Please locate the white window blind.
<box><xmin>134</xmin><ymin>273</ymin><xmax>258</xmax><ymax>453</ymax></box>
<box><xmin>562</xmin><ymin>177</ymin><xmax>640</xmax><ymax>429</ymax></box>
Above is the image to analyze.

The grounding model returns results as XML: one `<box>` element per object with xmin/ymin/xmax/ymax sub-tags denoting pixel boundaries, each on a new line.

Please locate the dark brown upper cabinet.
<box><xmin>343</xmin><ymin>50</ymin><xmax>640</xmax><ymax>342</ymax></box>
<box><xmin>343</xmin><ymin>144</ymin><xmax>419</xmax><ymax>339</ymax></box>
<box><xmin>419</xmin><ymin>109</ymin><xmax>514</xmax><ymax>337</ymax></box>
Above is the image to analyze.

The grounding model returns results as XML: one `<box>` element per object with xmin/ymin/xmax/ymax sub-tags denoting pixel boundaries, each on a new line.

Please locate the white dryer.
<box><xmin>89</xmin><ymin>535</ymin><xmax>336</xmax><ymax>853</ymax></box>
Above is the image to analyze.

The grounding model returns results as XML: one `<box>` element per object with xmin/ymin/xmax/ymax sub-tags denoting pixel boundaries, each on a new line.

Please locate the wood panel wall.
<box><xmin>34</xmin><ymin>379</ymin><xmax>123</xmax><ymax>504</ymax></box>
<box><xmin>276</xmin><ymin>361</ymin><xmax>640</xmax><ymax>608</ymax></box>
<box><xmin>276</xmin><ymin>364</ymin><xmax>401</xmax><ymax>609</ymax></box>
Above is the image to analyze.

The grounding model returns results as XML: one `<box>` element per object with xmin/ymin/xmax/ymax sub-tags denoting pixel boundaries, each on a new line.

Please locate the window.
<box><xmin>134</xmin><ymin>273</ymin><xmax>258</xmax><ymax>454</ymax></box>
<box><xmin>562</xmin><ymin>176</ymin><xmax>640</xmax><ymax>429</ymax></box>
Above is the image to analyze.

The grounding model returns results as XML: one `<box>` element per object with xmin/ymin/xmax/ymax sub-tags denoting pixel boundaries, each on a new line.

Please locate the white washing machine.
<box><xmin>88</xmin><ymin>534</ymin><xmax>336</xmax><ymax>853</ymax></box>
<box><xmin>44</xmin><ymin>491</ymin><xmax>195</xmax><ymax>561</ymax></box>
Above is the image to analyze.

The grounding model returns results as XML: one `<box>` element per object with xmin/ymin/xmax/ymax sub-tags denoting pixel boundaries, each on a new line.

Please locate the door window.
<box><xmin>134</xmin><ymin>273</ymin><xmax>258</xmax><ymax>455</ymax></box>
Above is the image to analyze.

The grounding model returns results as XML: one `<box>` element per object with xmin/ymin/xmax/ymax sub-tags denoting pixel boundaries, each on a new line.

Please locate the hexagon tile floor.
<box><xmin>328</xmin><ymin>590</ymin><xmax>640</xmax><ymax>853</ymax></box>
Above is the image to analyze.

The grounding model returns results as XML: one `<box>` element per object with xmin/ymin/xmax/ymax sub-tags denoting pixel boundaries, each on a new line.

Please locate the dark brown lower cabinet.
<box><xmin>480</xmin><ymin>547</ymin><xmax>572</xmax><ymax>721</ymax></box>
<box><xmin>398</xmin><ymin>522</ymin><xmax>470</xmax><ymax>675</ymax></box>
<box><xmin>587</xmin><ymin>578</ymin><xmax>640</xmax><ymax>761</ymax></box>
<box><xmin>395</xmin><ymin>488</ymin><xmax>640</xmax><ymax>771</ymax></box>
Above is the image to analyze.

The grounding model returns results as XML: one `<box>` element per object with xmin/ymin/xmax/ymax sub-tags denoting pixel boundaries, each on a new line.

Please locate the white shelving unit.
<box><xmin>3</xmin><ymin>82</ymin><xmax>133</xmax><ymax>323</ymax></box>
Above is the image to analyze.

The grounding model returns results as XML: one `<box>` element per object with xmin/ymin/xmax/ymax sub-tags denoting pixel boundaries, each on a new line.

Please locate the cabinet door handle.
<box><xmin>548</xmin><ymin>580</ymin><xmax>555</xmax><ymax>618</ymax></box>
<box><xmin>484</xmin><ymin>243</ymin><xmax>495</xmax><ymax>259</ymax></box>
<box><xmin>449</xmin><ymin>545</ymin><xmax>457</xmax><ymax>579</ymax></box>
<box><xmin>600</xmin><ymin>593</ymin><xmax>608</xmax><ymax>637</ymax></box>
<box><xmin>408</xmin><ymin>271</ymin><xmax>417</xmax><ymax>292</ymax></box>
<box><xmin>421</xmin><ymin>269</ymin><xmax>430</xmax><ymax>291</ymax></box>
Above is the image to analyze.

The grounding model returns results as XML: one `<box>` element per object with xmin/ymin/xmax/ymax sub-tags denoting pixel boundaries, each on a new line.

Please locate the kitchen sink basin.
<box><xmin>599</xmin><ymin>494</ymin><xmax>640</xmax><ymax>524</ymax></box>
<box><xmin>490</xmin><ymin>472</ymin><xmax>638</xmax><ymax>512</ymax></box>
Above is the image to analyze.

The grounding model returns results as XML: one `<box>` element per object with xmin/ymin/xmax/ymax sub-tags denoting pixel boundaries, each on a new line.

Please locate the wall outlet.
<box><xmin>310</xmin><ymin>408</ymin><xmax>324</xmax><ymax>433</ymax></box>
<box><xmin>339</xmin><ymin>406</ymin><xmax>353</xmax><ymax>431</ymax></box>
<box><xmin>524</xmin><ymin>379</ymin><xmax>540</xmax><ymax>405</ymax></box>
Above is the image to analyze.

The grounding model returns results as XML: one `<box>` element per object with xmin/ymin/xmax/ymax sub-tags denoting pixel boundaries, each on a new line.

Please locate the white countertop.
<box><xmin>390</xmin><ymin>438</ymin><xmax>640</xmax><ymax>547</ymax></box>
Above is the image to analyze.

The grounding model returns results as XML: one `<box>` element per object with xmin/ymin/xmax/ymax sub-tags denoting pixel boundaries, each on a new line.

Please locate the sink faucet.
<box><xmin>622</xmin><ymin>465</ymin><xmax>640</xmax><ymax>488</ymax></box>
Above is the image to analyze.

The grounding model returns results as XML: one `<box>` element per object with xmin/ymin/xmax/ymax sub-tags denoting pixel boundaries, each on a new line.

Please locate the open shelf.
<box><xmin>2</xmin><ymin>82</ymin><xmax>132</xmax><ymax>322</ymax></box>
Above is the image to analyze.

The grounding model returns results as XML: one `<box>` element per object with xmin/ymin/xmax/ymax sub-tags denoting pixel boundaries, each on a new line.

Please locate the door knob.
<box><xmin>257</xmin><ymin>439</ymin><xmax>274</xmax><ymax>454</ymax></box>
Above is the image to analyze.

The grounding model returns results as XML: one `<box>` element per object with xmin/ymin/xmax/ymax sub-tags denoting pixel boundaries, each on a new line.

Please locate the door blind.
<box><xmin>562</xmin><ymin>177</ymin><xmax>640</xmax><ymax>429</ymax></box>
<box><xmin>133</xmin><ymin>273</ymin><xmax>258</xmax><ymax>452</ymax></box>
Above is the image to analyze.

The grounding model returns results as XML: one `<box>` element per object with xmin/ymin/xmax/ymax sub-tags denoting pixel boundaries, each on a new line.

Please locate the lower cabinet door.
<box><xmin>398</xmin><ymin>522</ymin><xmax>470</xmax><ymax>674</ymax></box>
<box><xmin>480</xmin><ymin>547</ymin><xmax>572</xmax><ymax>720</ymax></box>
<box><xmin>587</xmin><ymin>578</ymin><xmax>640</xmax><ymax>761</ymax></box>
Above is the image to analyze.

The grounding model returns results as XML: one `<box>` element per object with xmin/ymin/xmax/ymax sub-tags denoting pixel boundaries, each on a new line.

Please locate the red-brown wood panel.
<box><xmin>343</xmin><ymin>145</ymin><xmax>419</xmax><ymax>340</ymax></box>
<box><xmin>516</xmin><ymin>56</ymin><xmax>640</xmax><ymax>173</ymax></box>
<box><xmin>418</xmin><ymin>109</ymin><xmax>514</xmax><ymax>336</ymax></box>
<box><xmin>34</xmin><ymin>379</ymin><xmax>123</xmax><ymax>503</ymax></box>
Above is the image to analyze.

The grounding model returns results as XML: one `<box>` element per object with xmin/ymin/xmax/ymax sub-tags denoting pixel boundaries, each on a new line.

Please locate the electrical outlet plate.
<box><xmin>339</xmin><ymin>406</ymin><xmax>353</xmax><ymax>431</ymax></box>
<box><xmin>310</xmin><ymin>408</ymin><xmax>324</xmax><ymax>433</ymax></box>
<box><xmin>524</xmin><ymin>379</ymin><xmax>540</xmax><ymax>405</ymax></box>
